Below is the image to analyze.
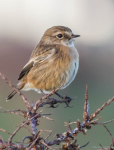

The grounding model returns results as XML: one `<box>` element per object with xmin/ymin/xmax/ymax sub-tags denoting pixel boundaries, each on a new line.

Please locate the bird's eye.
<box><xmin>57</xmin><ymin>34</ymin><xmax>63</xmax><ymax>39</ymax></box>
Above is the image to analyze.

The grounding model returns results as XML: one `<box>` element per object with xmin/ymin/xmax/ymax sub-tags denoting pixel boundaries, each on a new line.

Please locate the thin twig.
<box><xmin>0</xmin><ymin>140</ymin><xmax>26</xmax><ymax>149</ymax></box>
<box><xmin>41</xmin><ymin>141</ymin><xmax>54</xmax><ymax>150</ymax></box>
<box><xmin>89</xmin><ymin>97</ymin><xmax>114</xmax><ymax>121</ymax></box>
<box><xmin>0</xmin><ymin>73</ymin><xmax>31</xmax><ymax>110</ymax></box>
<box><xmin>102</xmin><ymin>124</ymin><xmax>114</xmax><ymax>146</ymax></box>
<box><xmin>42</xmin><ymin>116</ymin><xmax>55</xmax><ymax>121</ymax></box>
<box><xmin>79</xmin><ymin>141</ymin><xmax>90</xmax><ymax>149</ymax></box>
<box><xmin>23</xmin><ymin>126</ymin><xmax>32</xmax><ymax>135</ymax></box>
<box><xmin>99</xmin><ymin>143</ymin><xmax>105</xmax><ymax>149</ymax></box>
<box><xmin>64</xmin><ymin>122</ymin><xmax>77</xmax><ymax>126</ymax></box>
<box><xmin>33</xmin><ymin>85</ymin><xmax>63</xmax><ymax>112</ymax></box>
<box><xmin>8</xmin><ymin>112</ymin><xmax>43</xmax><ymax>145</ymax></box>
<box><xmin>0</xmin><ymin>108</ymin><xmax>24</xmax><ymax>116</ymax></box>
<box><xmin>45</xmin><ymin>132</ymin><xmax>52</xmax><ymax>141</ymax></box>
<box><xmin>27</xmin><ymin>131</ymin><xmax>42</xmax><ymax>150</ymax></box>
<box><xmin>40</xmin><ymin>130</ymin><xmax>52</xmax><ymax>133</ymax></box>
<box><xmin>90</xmin><ymin>117</ymin><xmax>101</xmax><ymax>124</ymax></box>
<box><xmin>0</xmin><ymin>128</ymin><xmax>12</xmax><ymax>135</ymax></box>
<box><xmin>97</xmin><ymin>119</ymin><xmax>114</xmax><ymax>125</ymax></box>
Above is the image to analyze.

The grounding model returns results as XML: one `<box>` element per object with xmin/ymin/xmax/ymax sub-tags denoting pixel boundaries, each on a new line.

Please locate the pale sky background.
<box><xmin>0</xmin><ymin>0</ymin><xmax>114</xmax><ymax>45</ymax></box>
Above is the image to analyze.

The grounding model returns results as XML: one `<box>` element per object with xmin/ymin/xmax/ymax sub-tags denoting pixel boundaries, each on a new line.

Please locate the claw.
<box><xmin>49</xmin><ymin>104</ymin><xmax>59</xmax><ymax>108</ymax></box>
<box><xmin>64</xmin><ymin>102</ymin><xmax>73</xmax><ymax>108</ymax></box>
<box><xmin>64</xmin><ymin>105</ymin><xmax>73</xmax><ymax>108</ymax></box>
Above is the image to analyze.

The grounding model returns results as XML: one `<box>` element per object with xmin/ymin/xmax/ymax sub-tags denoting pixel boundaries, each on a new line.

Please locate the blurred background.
<box><xmin>0</xmin><ymin>0</ymin><xmax>114</xmax><ymax>149</ymax></box>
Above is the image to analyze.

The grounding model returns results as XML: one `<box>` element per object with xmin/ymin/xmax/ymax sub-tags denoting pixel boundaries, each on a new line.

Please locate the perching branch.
<box><xmin>0</xmin><ymin>72</ymin><xmax>114</xmax><ymax>150</ymax></box>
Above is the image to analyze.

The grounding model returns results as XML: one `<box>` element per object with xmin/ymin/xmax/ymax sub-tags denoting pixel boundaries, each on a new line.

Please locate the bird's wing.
<box><xmin>18</xmin><ymin>47</ymin><xmax>55</xmax><ymax>80</ymax></box>
<box><xmin>30</xmin><ymin>44</ymin><xmax>57</xmax><ymax>59</ymax></box>
<box><xmin>18</xmin><ymin>60</ymin><xmax>34</xmax><ymax>80</ymax></box>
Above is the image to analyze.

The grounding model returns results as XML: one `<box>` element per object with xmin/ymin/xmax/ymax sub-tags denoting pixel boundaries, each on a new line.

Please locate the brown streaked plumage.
<box><xmin>7</xmin><ymin>26</ymin><xmax>80</xmax><ymax>100</ymax></box>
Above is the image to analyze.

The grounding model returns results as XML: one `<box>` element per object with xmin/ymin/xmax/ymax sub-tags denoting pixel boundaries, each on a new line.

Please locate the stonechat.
<box><xmin>7</xmin><ymin>26</ymin><xmax>80</xmax><ymax>100</ymax></box>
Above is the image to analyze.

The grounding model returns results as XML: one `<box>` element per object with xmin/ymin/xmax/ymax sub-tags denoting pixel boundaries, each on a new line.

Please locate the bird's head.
<box><xmin>41</xmin><ymin>26</ymin><xmax>80</xmax><ymax>46</ymax></box>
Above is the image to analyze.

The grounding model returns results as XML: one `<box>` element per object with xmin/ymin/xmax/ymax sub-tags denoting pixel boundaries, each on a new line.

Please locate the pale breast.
<box><xmin>61</xmin><ymin>46</ymin><xmax>79</xmax><ymax>89</ymax></box>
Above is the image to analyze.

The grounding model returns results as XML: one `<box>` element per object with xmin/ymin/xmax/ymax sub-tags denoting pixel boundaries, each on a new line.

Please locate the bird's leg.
<box><xmin>41</xmin><ymin>90</ymin><xmax>66</xmax><ymax>100</ymax></box>
<box><xmin>40</xmin><ymin>90</ymin><xmax>51</xmax><ymax>100</ymax></box>
<box><xmin>55</xmin><ymin>92</ymin><xmax>64</xmax><ymax>99</ymax></box>
<box><xmin>41</xmin><ymin>90</ymin><xmax>63</xmax><ymax>99</ymax></box>
<box><xmin>40</xmin><ymin>90</ymin><xmax>45</xmax><ymax>96</ymax></box>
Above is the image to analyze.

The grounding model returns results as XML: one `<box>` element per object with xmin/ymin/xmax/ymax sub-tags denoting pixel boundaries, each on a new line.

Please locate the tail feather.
<box><xmin>6</xmin><ymin>83</ymin><xmax>24</xmax><ymax>101</ymax></box>
<box><xmin>6</xmin><ymin>90</ymin><xmax>17</xmax><ymax>101</ymax></box>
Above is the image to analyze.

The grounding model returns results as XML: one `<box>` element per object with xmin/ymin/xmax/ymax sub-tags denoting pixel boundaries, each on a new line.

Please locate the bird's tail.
<box><xmin>6</xmin><ymin>83</ymin><xmax>24</xmax><ymax>101</ymax></box>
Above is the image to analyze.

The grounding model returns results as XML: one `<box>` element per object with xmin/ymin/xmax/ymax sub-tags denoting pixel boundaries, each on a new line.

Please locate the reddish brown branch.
<box><xmin>0</xmin><ymin>72</ymin><xmax>114</xmax><ymax>150</ymax></box>
<box><xmin>33</xmin><ymin>86</ymin><xmax>62</xmax><ymax>112</ymax></box>
<box><xmin>0</xmin><ymin>107</ymin><xmax>26</xmax><ymax>117</ymax></box>
<box><xmin>0</xmin><ymin>128</ymin><xmax>12</xmax><ymax>135</ymax></box>
<box><xmin>8</xmin><ymin>112</ymin><xmax>44</xmax><ymax>146</ymax></box>
<box><xmin>0</xmin><ymin>139</ymin><xmax>26</xmax><ymax>149</ymax></box>
<box><xmin>83</xmin><ymin>84</ymin><xmax>89</xmax><ymax>123</ymax></box>
<box><xmin>64</xmin><ymin>85</ymin><xmax>114</xmax><ymax>137</ymax></box>
<box><xmin>99</xmin><ymin>125</ymin><xmax>114</xmax><ymax>150</ymax></box>
<box><xmin>89</xmin><ymin>96</ymin><xmax>114</xmax><ymax>121</ymax></box>
<box><xmin>0</xmin><ymin>73</ymin><xmax>31</xmax><ymax>110</ymax></box>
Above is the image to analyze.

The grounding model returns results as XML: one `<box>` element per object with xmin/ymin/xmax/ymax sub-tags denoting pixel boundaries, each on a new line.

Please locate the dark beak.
<box><xmin>71</xmin><ymin>34</ymin><xmax>80</xmax><ymax>38</ymax></box>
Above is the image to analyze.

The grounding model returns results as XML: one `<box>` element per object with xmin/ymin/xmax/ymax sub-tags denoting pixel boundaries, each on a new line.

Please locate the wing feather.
<box><xmin>18</xmin><ymin>61</ymin><xmax>34</xmax><ymax>80</ymax></box>
<box><xmin>18</xmin><ymin>48</ymin><xmax>55</xmax><ymax>80</ymax></box>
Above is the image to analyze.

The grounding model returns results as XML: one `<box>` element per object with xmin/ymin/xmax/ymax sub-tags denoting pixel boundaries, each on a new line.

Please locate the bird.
<box><xmin>6</xmin><ymin>26</ymin><xmax>80</xmax><ymax>101</ymax></box>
